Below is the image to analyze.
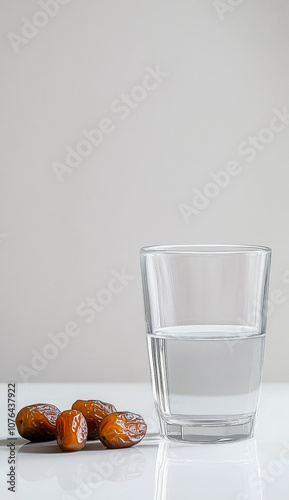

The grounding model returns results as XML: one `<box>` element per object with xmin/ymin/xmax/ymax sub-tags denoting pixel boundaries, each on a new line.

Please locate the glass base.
<box><xmin>160</xmin><ymin>417</ymin><xmax>255</xmax><ymax>444</ymax></box>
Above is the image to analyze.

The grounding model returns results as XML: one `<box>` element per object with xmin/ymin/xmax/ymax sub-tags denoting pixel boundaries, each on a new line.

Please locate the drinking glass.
<box><xmin>140</xmin><ymin>244</ymin><xmax>271</xmax><ymax>443</ymax></box>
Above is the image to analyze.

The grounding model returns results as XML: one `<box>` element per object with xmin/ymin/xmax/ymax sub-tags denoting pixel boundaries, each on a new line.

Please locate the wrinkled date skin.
<box><xmin>99</xmin><ymin>412</ymin><xmax>147</xmax><ymax>449</ymax></box>
<box><xmin>72</xmin><ymin>400</ymin><xmax>116</xmax><ymax>440</ymax></box>
<box><xmin>56</xmin><ymin>410</ymin><xmax>88</xmax><ymax>452</ymax></box>
<box><xmin>16</xmin><ymin>404</ymin><xmax>61</xmax><ymax>442</ymax></box>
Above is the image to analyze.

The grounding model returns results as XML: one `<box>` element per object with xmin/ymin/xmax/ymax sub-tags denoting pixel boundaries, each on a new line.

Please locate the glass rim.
<box><xmin>140</xmin><ymin>244</ymin><xmax>272</xmax><ymax>255</ymax></box>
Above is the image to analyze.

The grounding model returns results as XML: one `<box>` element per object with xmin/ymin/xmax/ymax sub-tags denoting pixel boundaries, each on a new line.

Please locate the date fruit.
<box><xmin>72</xmin><ymin>400</ymin><xmax>116</xmax><ymax>440</ymax></box>
<box><xmin>56</xmin><ymin>410</ymin><xmax>88</xmax><ymax>452</ymax></box>
<box><xmin>98</xmin><ymin>412</ymin><xmax>147</xmax><ymax>449</ymax></box>
<box><xmin>16</xmin><ymin>404</ymin><xmax>61</xmax><ymax>442</ymax></box>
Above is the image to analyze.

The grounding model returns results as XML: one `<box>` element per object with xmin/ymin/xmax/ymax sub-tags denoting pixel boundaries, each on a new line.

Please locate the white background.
<box><xmin>0</xmin><ymin>0</ymin><xmax>289</xmax><ymax>383</ymax></box>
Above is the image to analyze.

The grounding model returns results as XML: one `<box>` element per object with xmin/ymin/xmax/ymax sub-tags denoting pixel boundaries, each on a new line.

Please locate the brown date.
<box><xmin>98</xmin><ymin>412</ymin><xmax>147</xmax><ymax>449</ymax></box>
<box><xmin>72</xmin><ymin>400</ymin><xmax>116</xmax><ymax>440</ymax></box>
<box><xmin>16</xmin><ymin>404</ymin><xmax>60</xmax><ymax>442</ymax></box>
<box><xmin>56</xmin><ymin>410</ymin><xmax>88</xmax><ymax>452</ymax></box>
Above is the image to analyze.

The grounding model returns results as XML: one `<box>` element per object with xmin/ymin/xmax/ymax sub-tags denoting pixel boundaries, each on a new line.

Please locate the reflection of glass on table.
<box><xmin>154</xmin><ymin>439</ymin><xmax>262</xmax><ymax>500</ymax></box>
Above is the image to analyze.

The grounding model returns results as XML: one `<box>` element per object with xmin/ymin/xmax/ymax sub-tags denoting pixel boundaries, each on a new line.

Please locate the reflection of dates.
<box><xmin>72</xmin><ymin>400</ymin><xmax>116</xmax><ymax>440</ymax></box>
<box><xmin>99</xmin><ymin>412</ymin><xmax>147</xmax><ymax>449</ymax></box>
<box><xmin>56</xmin><ymin>460</ymin><xmax>89</xmax><ymax>491</ymax></box>
<box><xmin>108</xmin><ymin>449</ymin><xmax>146</xmax><ymax>482</ymax></box>
<box><xmin>18</xmin><ymin>444</ymin><xmax>56</xmax><ymax>482</ymax></box>
<box><xmin>18</xmin><ymin>442</ymin><xmax>88</xmax><ymax>491</ymax></box>
<box><xmin>17</xmin><ymin>441</ymin><xmax>147</xmax><ymax>491</ymax></box>
<box><xmin>56</xmin><ymin>410</ymin><xmax>88</xmax><ymax>452</ymax></box>
<box><xmin>16</xmin><ymin>404</ymin><xmax>60</xmax><ymax>442</ymax></box>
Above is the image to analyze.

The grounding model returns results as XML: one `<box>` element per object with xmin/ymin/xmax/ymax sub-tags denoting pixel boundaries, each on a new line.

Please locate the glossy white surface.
<box><xmin>0</xmin><ymin>383</ymin><xmax>289</xmax><ymax>499</ymax></box>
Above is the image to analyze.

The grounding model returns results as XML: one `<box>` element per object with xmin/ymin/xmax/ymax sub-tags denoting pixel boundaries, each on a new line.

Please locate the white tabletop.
<box><xmin>0</xmin><ymin>383</ymin><xmax>288</xmax><ymax>499</ymax></box>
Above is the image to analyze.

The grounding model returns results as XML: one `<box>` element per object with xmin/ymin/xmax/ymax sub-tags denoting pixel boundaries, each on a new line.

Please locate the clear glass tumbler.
<box><xmin>140</xmin><ymin>244</ymin><xmax>271</xmax><ymax>443</ymax></box>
